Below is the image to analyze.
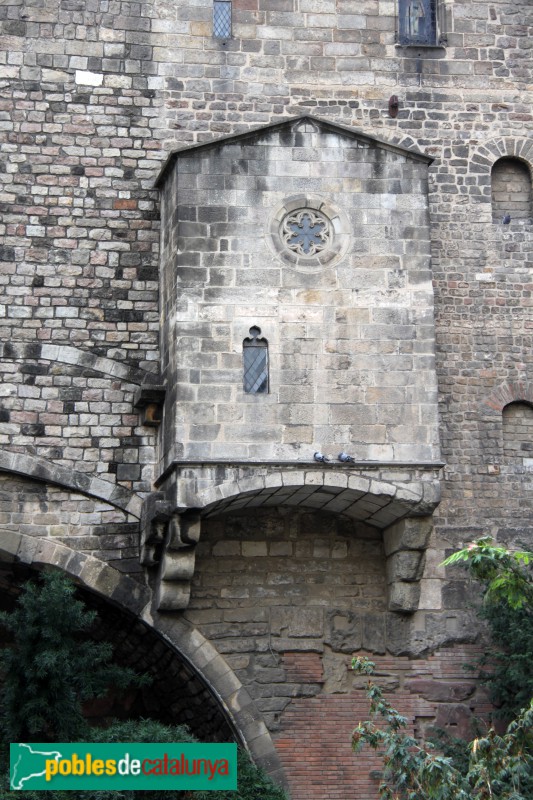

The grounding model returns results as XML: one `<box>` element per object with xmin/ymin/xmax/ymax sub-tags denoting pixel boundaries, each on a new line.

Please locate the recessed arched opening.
<box><xmin>502</xmin><ymin>401</ymin><xmax>533</xmax><ymax>464</ymax></box>
<box><xmin>189</xmin><ymin>506</ymin><xmax>388</xmax><ymax>799</ymax></box>
<box><xmin>0</xmin><ymin>560</ymin><xmax>235</xmax><ymax>742</ymax></box>
<box><xmin>491</xmin><ymin>157</ymin><xmax>532</xmax><ymax>224</ymax></box>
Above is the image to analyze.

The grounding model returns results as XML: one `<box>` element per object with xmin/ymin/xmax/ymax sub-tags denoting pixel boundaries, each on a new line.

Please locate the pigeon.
<box><xmin>502</xmin><ymin>213</ymin><xmax>511</xmax><ymax>225</ymax></box>
<box><xmin>338</xmin><ymin>451</ymin><xmax>355</xmax><ymax>463</ymax></box>
<box><xmin>314</xmin><ymin>451</ymin><xmax>330</xmax><ymax>463</ymax></box>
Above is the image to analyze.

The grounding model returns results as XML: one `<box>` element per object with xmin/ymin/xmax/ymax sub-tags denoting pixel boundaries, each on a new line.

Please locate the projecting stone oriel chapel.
<box><xmin>1</xmin><ymin>0</ymin><xmax>533</xmax><ymax>798</ymax></box>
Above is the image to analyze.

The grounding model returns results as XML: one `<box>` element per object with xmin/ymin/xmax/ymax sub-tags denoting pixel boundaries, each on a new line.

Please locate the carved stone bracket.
<box><xmin>156</xmin><ymin>511</ymin><xmax>201</xmax><ymax>611</ymax></box>
<box><xmin>140</xmin><ymin>492</ymin><xmax>172</xmax><ymax>567</ymax></box>
<box><xmin>140</xmin><ymin>495</ymin><xmax>201</xmax><ymax>611</ymax></box>
<box><xmin>382</xmin><ymin>516</ymin><xmax>433</xmax><ymax>612</ymax></box>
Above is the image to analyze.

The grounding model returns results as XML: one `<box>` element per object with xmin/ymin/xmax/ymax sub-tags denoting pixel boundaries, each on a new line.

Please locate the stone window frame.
<box><xmin>464</xmin><ymin>139</ymin><xmax>533</xmax><ymax>227</ymax></box>
<box><xmin>395</xmin><ymin>0</ymin><xmax>447</xmax><ymax>47</ymax></box>
<box><xmin>266</xmin><ymin>195</ymin><xmax>350</xmax><ymax>271</ymax></box>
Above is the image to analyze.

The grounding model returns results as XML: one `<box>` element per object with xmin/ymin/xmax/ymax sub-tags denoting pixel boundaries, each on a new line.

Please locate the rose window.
<box><xmin>282</xmin><ymin>209</ymin><xmax>331</xmax><ymax>256</ymax></box>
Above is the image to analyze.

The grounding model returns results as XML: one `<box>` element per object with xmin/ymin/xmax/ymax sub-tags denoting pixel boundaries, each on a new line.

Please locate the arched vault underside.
<box><xmin>149</xmin><ymin>463</ymin><xmax>442</xmax><ymax>616</ymax></box>
<box><xmin>0</xmin><ymin>532</ymin><xmax>286</xmax><ymax>786</ymax></box>
<box><xmin>168</xmin><ymin>464</ymin><xmax>442</xmax><ymax>529</ymax></box>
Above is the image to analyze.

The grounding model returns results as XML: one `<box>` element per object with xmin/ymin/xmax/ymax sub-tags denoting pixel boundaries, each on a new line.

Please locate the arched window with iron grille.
<box><xmin>243</xmin><ymin>327</ymin><xmax>269</xmax><ymax>394</ymax></box>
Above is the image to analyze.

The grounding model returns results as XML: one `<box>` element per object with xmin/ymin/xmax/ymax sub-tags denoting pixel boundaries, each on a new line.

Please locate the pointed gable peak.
<box><xmin>155</xmin><ymin>114</ymin><xmax>432</xmax><ymax>188</ymax></box>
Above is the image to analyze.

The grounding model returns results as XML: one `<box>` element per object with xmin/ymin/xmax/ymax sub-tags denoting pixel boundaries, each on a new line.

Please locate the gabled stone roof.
<box><xmin>154</xmin><ymin>114</ymin><xmax>433</xmax><ymax>188</ymax></box>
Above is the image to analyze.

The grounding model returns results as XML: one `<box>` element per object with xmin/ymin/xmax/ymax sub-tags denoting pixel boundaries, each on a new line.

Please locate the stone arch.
<box><xmin>0</xmin><ymin>449</ymin><xmax>141</xmax><ymax>518</ymax></box>
<box><xmin>491</xmin><ymin>157</ymin><xmax>532</xmax><ymax>223</ymax></box>
<box><xmin>0</xmin><ymin>531</ymin><xmax>285</xmax><ymax>785</ymax></box>
<box><xmin>469</xmin><ymin>137</ymin><xmax>533</xmax><ymax>224</ymax></box>
<box><xmin>152</xmin><ymin>465</ymin><xmax>440</xmax><ymax>613</ymax></box>
<box><xmin>0</xmin><ymin>341</ymin><xmax>159</xmax><ymax>387</ymax></box>
<box><xmin>177</xmin><ymin>466</ymin><xmax>439</xmax><ymax>526</ymax></box>
<box><xmin>479</xmin><ymin>381</ymin><xmax>533</xmax><ymax>464</ymax></box>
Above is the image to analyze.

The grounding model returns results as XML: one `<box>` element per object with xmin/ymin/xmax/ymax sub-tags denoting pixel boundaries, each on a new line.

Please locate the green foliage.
<box><xmin>0</xmin><ymin>573</ymin><xmax>288</xmax><ymax>800</ymax></box>
<box><xmin>441</xmin><ymin>537</ymin><xmax>533</xmax><ymax>610</ymax></box>
<box><xmin>193</xmin><ymin>749</ymin><xmax>288</xmax><ymax>800</ymax></box>
<box><xmin>92</xmin><ymin>723</ymin><xmax>287</xmax><ymax>800</ymax></box>
<box><xmin>477</xmin><ymin>602</ymin><xmax>533</xmax><ymax>718</ymax></box>
<box><xmin>352</xmin><ymin>540</ymin><xmax>533</xmax><ymax>798</ymax></box>
<box><xmin>0</xmin><ymin>572</ymin><xmax>140</xmax><ymax>743</ymax></box>
<box><xmin>442</xmin><ymin>537</ymin><xmax>533</xmax><ymax>720</ymax></box>
<box><xmin>351</xmin><ymin>657</ymin><xmax>533</xmax><ymax>800</ymax></box>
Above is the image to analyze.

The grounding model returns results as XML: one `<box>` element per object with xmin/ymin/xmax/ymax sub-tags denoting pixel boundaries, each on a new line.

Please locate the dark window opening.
<box><xmin>213</xmin><ymin>0</ymin><xmax>232</xmax><ymax>39</ymax></box>
<box><xmin>398</xmin><ymin>0</ymin><xmax>437</xmax><ymax>45</ymax></box>
<box><xmin>243</xmin><ymin>327</ymin><xmax>268</xmax><ymax>394</ymax></box>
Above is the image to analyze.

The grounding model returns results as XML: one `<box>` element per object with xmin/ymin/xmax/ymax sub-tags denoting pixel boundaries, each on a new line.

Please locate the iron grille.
<box><xmin>213</xmin><ymin>1</ymin><xmax>232</xmax><ymax>39</ymax></box>
<box><xmin>243</xmin><ymin>328</ymin><xmax>268</xmax><ymax>394</ymax></box>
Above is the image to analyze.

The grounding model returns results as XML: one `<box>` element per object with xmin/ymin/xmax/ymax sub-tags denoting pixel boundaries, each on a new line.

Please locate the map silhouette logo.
<box><xmin>10</xmin><ymin>743</ymin><xmax>62</xmax><ymax>790</ymax></box>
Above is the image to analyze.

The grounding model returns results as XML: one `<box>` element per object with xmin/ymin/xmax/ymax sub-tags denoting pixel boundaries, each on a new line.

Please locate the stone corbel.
<box><xmin>140</xmin><ymin>492</ymin><xmax>172</xmax><ymax>567</ymax></box>
<box><xmin>382</xmin><ymin>516</ymin><xmax>432</xmax><ymax>612</ymax></box>
<box><xmin>155</xmin><ymin>510</ymin><xmax>201</xmax><ymax>611</ymax></box>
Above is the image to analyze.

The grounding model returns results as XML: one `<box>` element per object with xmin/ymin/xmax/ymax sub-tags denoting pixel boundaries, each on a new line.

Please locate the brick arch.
<box><xmin>0</xmin><ymin>531</ymin><xmax>286</xmax><ymax>786</ymax></box>
<box><xmin>482</xmin><ymin>380</ymin><xmax>533</xmax><ymax>414</ymax></box>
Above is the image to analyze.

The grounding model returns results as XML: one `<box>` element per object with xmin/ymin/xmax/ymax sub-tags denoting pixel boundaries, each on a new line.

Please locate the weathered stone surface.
<box><xmin>387</xmin><ymin>581</ymin><xmax>421</xmax><ymax>613</ymax></box>
<box><xmin>2</xmin><ymin>1</ymin><xmax>533</xmax><ymax>797</ymax></box>
<box><xmin>271</xmin><ymin>607</ymin><xmax>324</xmax><ymax>638</ymax></box>
<box><xmin>386</xmin><ymin>551</ymin><xmax>425</xmax><ymax>583</ymax></box>
<box><xmin>383</xmin><ymin>517</ymin><xmax>433</xmax><ymax>556</ymax></box>
<box><xmin>405</xmin><ymin>679</ymin><xmax>476</xmax><ymax>703</ymax></box>
<box><xmin>325</xmin><ymin>609</ymin><xmax>363</xmax><ymax>653</ymax></box>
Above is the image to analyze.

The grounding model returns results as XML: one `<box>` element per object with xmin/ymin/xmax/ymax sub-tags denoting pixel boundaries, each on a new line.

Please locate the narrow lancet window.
<box><xmin>243</xmin><ymin>327</ymin><xmax>268</xmax><ymax>394</ymax></box>
<box><xmin>213</xmin><ymin>0</ymin><xmax>232</xmax><ymax>39</ymax></box>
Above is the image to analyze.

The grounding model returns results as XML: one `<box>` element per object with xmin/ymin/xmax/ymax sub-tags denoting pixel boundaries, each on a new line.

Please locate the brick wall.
<box><xmin>502</xmin><ymin>401</ymin><xmax>533</xmax><ymax>463</ymax></box>
<box><xmin>183</xmin><ymin>508</ymin><xmax>488</xmax><ymax>798</ymax></box>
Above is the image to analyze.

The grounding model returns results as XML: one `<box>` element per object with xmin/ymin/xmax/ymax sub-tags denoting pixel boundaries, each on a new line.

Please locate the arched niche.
<box><xmin>502</xmin><ymin>401</ymin><xmax>533</xmax><ymax>464</ymax></box>
<box><xmin>491</xmin><ymin>157</ymin><xmax>532</xmax><ymax>224</ymax></box>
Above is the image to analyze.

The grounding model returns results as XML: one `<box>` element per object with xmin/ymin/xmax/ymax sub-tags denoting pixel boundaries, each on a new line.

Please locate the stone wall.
<box><xmin>158</xmin><ymin>117</ymin><xmax>439</xmax><ymax>467</ymax></box>
<box><xmin>1</xmin><ymin>0</ymin><xmax>533</xmax><ymax>797</ymax></box>
<box><xmin>185</xmin><ymin>508</ymin><xmax>489</xmax><ymax>800</ymax></box>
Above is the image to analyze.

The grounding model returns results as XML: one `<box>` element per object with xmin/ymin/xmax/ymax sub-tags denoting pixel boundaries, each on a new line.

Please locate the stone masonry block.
<box><xmin>270</xmin><ymin>607</ymin><xmax>324</xmax><ymax>638</ymax></box>
<box><xmin>383</xmin><ymin>516</ymin><xmax>433</xmax><ymax>556</ymax></box>
<box><xmin>388</xmin><ymin>581</ymin><xmax>421</xmax><ymax>613</ymax></box>
<box><xmin>385</xmin><ymin>550</ymin><xmax>425</xmax><ymax>584</ymax></box>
